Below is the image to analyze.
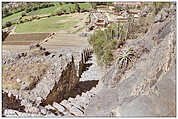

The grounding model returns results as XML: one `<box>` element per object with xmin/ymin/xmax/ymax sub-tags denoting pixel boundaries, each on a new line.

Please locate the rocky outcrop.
<box><xmin>85</xmin><ymin>5</ymin><xmax>176</xmax><ymax>117</ymax></box>
<box><xmin>154</xmin><ymin>8</ymin><xmax>169</xmax><ymax>23</ymax></box>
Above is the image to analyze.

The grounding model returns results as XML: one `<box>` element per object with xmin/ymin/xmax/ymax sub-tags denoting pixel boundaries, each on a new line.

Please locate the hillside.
<box><xmin>2</xmin><ymin>2</ymin><xmax>176</xmax><ymax>118</ymax></box>
<box><xmin>2</xmin><ymin>2</ymin><xmax>92</xmax><ymax>29</ymax></box>
<box><xmin>85</xmin><ymin>3</ymin><xmax>176</xmax><ymax>117</ymax></box>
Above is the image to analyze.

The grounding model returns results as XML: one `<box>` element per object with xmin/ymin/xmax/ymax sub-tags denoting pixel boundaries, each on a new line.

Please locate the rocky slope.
<box><xmin>85</xmin><ymin>4</ymin><xmax>176</xmax><ymax>117</ymax></box>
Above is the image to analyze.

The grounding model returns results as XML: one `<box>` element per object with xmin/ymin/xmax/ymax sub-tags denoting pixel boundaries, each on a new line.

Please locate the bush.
<box><xmin>80</xmin><ymin>8</ymin><xmax>88</xmax><ymax>13</ymax></box>
<box><xmin>103</xmin><ymin>50</ymin><xmax>113</xmax><ymax>66</ymax></box>
<box><xmin>25</xmin><ymin>7</ymin><xmax>32</xmax><ymax>13</ymax></box>
<box><xmin>51</xmin><ymin>12</ymin><xmax>57</xmax><ymax>16</ymax></box>
<box><xmin>2</xmin><ymin>25</ymin><xmax>6</xmax><ymax>29</ymax></box>
<box><xmin>5</xmin><ymin>21</ymin><xmax>12</xmax><ymax>27</ymax></box>
<box><xmin>20</xmin><ymin>20</ymin><xmax>24</xmax><ymax>23</ymax></box>
<box><xmin>62</xmin><ymin>9</ymin><xmax>66</xmax><ymax>14</ymax></box>
<box><xmin>75</xmin><ymin>3</ymin><xmax>80</xmax><ymax>12</ymax></box>
<box><xmin>56</xmin><ymin>10</ymin><xmax>63</xmax><ymax>16</ymax></box>
<box><xmin>89</xmin><ymin>28</ymin><xmax>117</xmax><ymax>66</ymax></box>
<box><xmin>32</xmin><ymin>6</ymin><xmax>39</xmax><ymax>11</ymax></box>
<box><xmin>115</xmin><ymin>6</ymin><xmax>122</xmax><ymax>12</ymax></box>
<box><xmin>21</xmin><ymin>12</ymin><xmax>26</xmax><ymax>17</ymax></box>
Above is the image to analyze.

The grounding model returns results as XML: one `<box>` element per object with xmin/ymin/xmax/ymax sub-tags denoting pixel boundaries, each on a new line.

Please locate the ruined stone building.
<box><xmin>87</xmin><ymin>11</ymin><xmax>109</xmax><ymax>31</ymax></box>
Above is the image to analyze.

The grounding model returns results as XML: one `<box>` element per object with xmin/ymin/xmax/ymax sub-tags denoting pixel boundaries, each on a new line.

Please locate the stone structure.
<box><xmin>2</xmin><ymin>47</ymin><xmax>93</xmax><ymax>115</ymax></box>
<box><xmin>88</xmin><ymin>11</ymin><xmax>109</xmax><ymax>31</ymax></box>
<box><xmin>2</xmin><ymin>27</ymin><xmax>13</xmax><ymax>41</ymax></box>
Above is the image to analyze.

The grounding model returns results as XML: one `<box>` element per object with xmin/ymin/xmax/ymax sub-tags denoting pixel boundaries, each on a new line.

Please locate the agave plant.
<box><xmin>117</xmin><ymin>48</ymin><xmax>135</xmax><ymax>69</ymax></box>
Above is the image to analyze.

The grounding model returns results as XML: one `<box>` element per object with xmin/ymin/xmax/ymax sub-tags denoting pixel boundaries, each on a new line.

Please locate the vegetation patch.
<box><xmin>88</xmin><ymin>24</ymin><xmax>119</xmax><ymax>66</ymax></box>
<box><xmin>2</xmin><ymin>3</ymin><xmax>92</xmax><ymax>29</ymax></box>
<box><xmin>117</xmin><ymin>48</ymin><xmax>136</xmax><ymax>69</ymax></box>
<box><xmin>14</xmin><ymin>15</ymin><xmax>78</xmax><ymax>33</ymax></box>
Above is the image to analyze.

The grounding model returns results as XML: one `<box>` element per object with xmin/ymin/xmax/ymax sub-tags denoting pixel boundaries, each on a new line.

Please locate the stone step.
<box><xmin>70</xmin><ymin>102</ymin><xmax>85</xmax><ymax>112</ymax></box>
<box><xmin>45</xmin><ymin>104</ymin><xmax>56</xmax><ymax>110</ymax></box>
<box><xmin>69</xmin><ymin>106</ymin><xmax>84</xmax><ymax>116</ymax></box>
<box><xmin>53</xmin><ymin>102</ymin><xmax>65</xmax><ymax>113</ymax></box>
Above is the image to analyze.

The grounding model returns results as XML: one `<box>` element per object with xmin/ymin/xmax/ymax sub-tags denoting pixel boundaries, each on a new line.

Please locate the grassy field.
<box><xmin>2</xmin><ymin>3</ymin><xmax>91</xmax><ymax>29</ymax></box>
<box><xmin>15</xmin><ymin>15</ymin><xmax>78</xmax><ymax>33</ymax></box>
<box><xmin>28</xmin><ymin>5</ymin><xmax>60</xmax><ymax>16</ymax></box>
<box><xmin>79</xmin><ymin>3</ymin><xmax>92</xmax><ymax>10</ymax></box>
<box><xmin>2</xmin><ymin>11</ymin><xmax>23</xmax><ymax>26</ymax></box>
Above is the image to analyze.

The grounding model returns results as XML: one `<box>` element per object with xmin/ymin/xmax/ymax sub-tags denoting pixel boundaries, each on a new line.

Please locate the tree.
<box><xmin>75</xmin><ymin>3</ymin><xmax>80</xmax><ymax>12</ymax></box>
<box><xmin>56</xmin><ymin>10</ymin><xmax>63</xmax><ymax>16</ymax></box>
<box><xmin>116</xmin><ymin>21</ymin><xmax>119</xmax><ymax>40</ymax></box>
<box><xmin>21</xmin><ymin>12</ymin><xmax>26</xmax><ymax>17</ymax></box>
<box><xmin>25</xmin><ymin>7</ymin><xmax>32</xmax><ymax>13</ymax></box>
<box><xmin>91</xmin><ymin>3</ymin><xmax>97</xmax><ymax>10</ymax></box>
<box><xmin>3</xmin><ymin>8</ymin><xmax>9</xmax><ymax>17</ymax></box>
<box><xmin>5</xmin><ymin>21</ymin><xmax>12</xmax><ymax>27</ymax></box>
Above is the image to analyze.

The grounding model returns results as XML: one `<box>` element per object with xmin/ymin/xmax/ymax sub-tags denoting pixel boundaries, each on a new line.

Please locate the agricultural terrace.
<box><xmin>14</xmin><ymin>13</ymin><xmax>87</xmax><ymax>33</ymax></box>
<box><xmin>2</xmin><ymin>3</ymin><xmax>92</xmax><ymax>28</ymax></box>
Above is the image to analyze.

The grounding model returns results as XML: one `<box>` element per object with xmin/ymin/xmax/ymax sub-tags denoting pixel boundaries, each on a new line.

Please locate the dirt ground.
<box><xmin>41</xmin><ymin>33</ymin><xmax>89</xmax><ymax>51</ymax></box>
<box><xmin>3</xmin><ymin>33</ymin><xmax>89</xmax><ymax>53</ymax></box>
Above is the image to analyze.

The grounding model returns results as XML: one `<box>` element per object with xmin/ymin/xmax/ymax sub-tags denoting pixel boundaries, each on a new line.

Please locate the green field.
<box><xmin>2</xmin><ymin>11</ymin><xmax>23</xmax><ymax>26</ymax></box>
<box><xmin>3</xmin><ymin>3</ymin><xmax>91</xmax><ymax>31</ymax></box>
<box><xmin>79</xmin><ymin>3</ymin><xmax>92</xmax><ymax>10</ymax></box>
<box><xmin>28</xmin><ymin>5</ymin><xmax>60</xmax><ymax>16</ymax></box>
<box><xmin>15</xmin><ymin>15</ymin><xmax>78</xmax><ymax>33</ymax></box>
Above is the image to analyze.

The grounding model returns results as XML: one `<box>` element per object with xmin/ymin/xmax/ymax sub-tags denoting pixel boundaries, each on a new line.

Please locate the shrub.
<box><xmin>20</xmin><ymin>20</ymin><xmax>24</xmax><ymax>23</ymax></box>
<box><xmin>5</xmin><ymin>21</ymin><xmax>12</xmax><ymax>27</ymax></box>
<box><xmin>103</xmin><ymin>50</ymin><xmax>113</xmax><ymax>66</ymax></box>
<box><xmin>51</xmin><ymin>12</ymin><xmax>57</xmax><ymax>16</ymax></box>
<box><xmin>89</xmin><ymin>28</ymin><xmax>117</xmax><ymax>66</ymax></box>
<box><xmin>21</xmin><ymin>12</ymin><xmax>26</xmax><ymax>17</ymax></box>
<box><xmin>56</xmin><ymin>10</ymin><xmax>63</xmax><ymax>16</ymax></box>
<box><xmin>75</xmin><ymin>3</ymin><xmax>80</xmax><ymax>12</ymax></box>
<box><xmin>32</xmin><ymin>6</ymin><xmax>39</xmax><ymax>11</ymax></box>
<box><xmin>115</xmin><ymin>6</ymin><xmax>122</xmax><ymax>12</ymax></box>
<box><xmin>62</xmin><ymin>9</ymin><xmax>66</xmax><ymax>14</ymax></box>
<box><xmin>117</xmin><ymin>48</ymin><xmax>135</xmax><ymax>69</ymax></box>
<box><xmin>25</xmin><ymin>7</ymin><xmax>32</xmax><ymax>13</ymax></box>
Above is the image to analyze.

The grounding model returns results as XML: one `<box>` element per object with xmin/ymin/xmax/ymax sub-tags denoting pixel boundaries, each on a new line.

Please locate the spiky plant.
<box><xmin>117</xmin><ymin>48</ymin><xmax>135</xmax><ymax>69</ymax></box>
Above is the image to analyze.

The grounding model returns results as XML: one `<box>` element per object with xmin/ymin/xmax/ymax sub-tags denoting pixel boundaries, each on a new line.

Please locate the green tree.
<box><xmin>75</xmin><ymin>3</ymin><xmax>80</xmax><ymax>12</ymax></box>
<box><xmin>5</xmin><ymin>21</ymin><xmax>12</xmax><ymax>27</ymax></box>
<box><xmin>91</xmin><ymin>3</ymin><xmax>97</xmax><ymax>10</ymax></box>
<box><xmin>2</xmin><ymin>8</ymin><xmax>9</xmax><ymax>17</ymax></box>
<box><xmin>21</xmin><ymin>11</ymin><xmax>26</xmax><ymax>17</ymax></box>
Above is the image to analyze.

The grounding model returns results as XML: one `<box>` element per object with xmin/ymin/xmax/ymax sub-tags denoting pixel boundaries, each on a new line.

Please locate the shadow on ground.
<box><xmin>63</xmin><ymin>80</ymin><xmax>99</xmax><ymax>100</ymax></box>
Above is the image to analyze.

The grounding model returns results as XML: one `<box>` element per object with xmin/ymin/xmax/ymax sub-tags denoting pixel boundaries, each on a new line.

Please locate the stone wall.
<box><xmin>41</xmin><ymin>55</ymin><xmax>79</xmax><ymax>106</ymax></box>
<box><xmin>2</xmin><ymin>91</ymin><xmax>25</xmax><ymax>116</ymax></box>
<box><xmin>2</xmin><ymin>47</ymin><xmax>93</xmax><ymax>113</ymax></box>
<box><xmin>78</xmin><ymin>48</ymin><xmax>93</xmax><ymax>78</ymax></box>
